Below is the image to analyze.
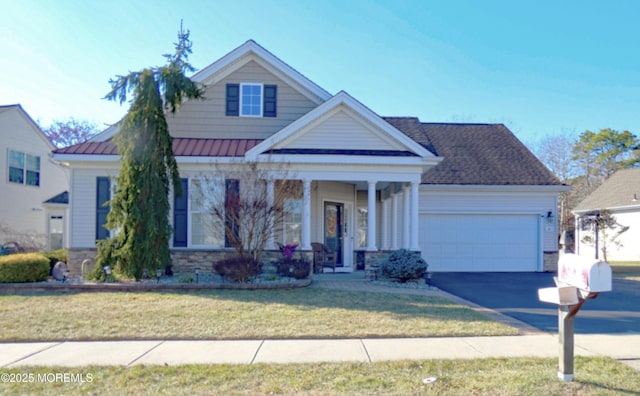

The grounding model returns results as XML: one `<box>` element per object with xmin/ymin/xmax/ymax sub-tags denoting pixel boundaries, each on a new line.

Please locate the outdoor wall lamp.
<box><xmin>546</xmin><ymin>211</ymin><xmax>555</xmax><ymax>224</ymax></box>
<box><xmin>195</xmin><ymin>267</ymin><xmax>200</xmax><ymax>283</ymax></box>
<box><xmin>156</xmin><ymin>268</ymin><xmax>162</xmax><ymax>284</ymax></box>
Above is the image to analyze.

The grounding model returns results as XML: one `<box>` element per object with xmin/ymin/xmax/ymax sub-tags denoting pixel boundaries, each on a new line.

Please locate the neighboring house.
<box><xmin>0</xmin><ymin>104</ymin><xmax>69</xmax><ymax>250</ymax></box>
<box><xmin>53</xmin><ymin>40</ymin><xmax>568</xmax><ymax>273</ymax></box>
<box><xmin>573</xmin><ymin>168</ymin><xmax>640</xmax><ymax>262</ymax></box>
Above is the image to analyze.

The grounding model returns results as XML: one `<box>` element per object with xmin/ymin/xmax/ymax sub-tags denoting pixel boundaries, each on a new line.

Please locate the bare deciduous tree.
<box><xmin>578</xmin><ymin>209</ymin><xmax>629</xmax><ymax>261</ymax></box>
<box><xmin>198</xmin><ymin>161</ymin><xmax>300</xmax><ymax>263</ymax></box>
<box><xmin>0</xmin><ymin>222</ymin><xmax>45</xmax><ymax>253</ymax></box>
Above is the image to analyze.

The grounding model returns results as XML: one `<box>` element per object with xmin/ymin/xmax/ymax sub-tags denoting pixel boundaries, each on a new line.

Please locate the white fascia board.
<box><xmin>192</xmin><ymin>40</ymin><xmax>331</xmax><ymax>103</ymax></box>
<box><xmin>275</xmin><ymin>166</ymin><xmax>423</xmax><ymax>184</ymax></box>
<box><xmin>254</xmin><ymin>153</ymin><xmax>439</xmax><ymax>167</ymax></box>
<box><xmin>420</xmin><ymin>184</ymin><xmax>572</xmax><ymax>192</ymax></box>
<box><xmin>245</xmin><ymin>91</ymin><xmax>437</xmax><ymax>160</ymax></box>
<box><xmin>52</xmin><ymin>154</ymin><xmax>120</xmax><ymax>164</ymax></box>
<box><xmin>573</xmin><ymin>204</ymin><xmax>640</xmax><ymax>215</ymax></box>
<box><xmin>175</xmin><ymin>156</ymin><xmax>246</xmax><ymax>165</ymax></box>
<box><xmin>42</xmin><ymin>202</ymin><xmax>68</xmax><ymax>209</ymax></box>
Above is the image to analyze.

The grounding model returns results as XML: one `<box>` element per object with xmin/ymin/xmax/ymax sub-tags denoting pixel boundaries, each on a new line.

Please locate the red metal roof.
<box><xmin>55</xmin><ymin>138</ymin><xmax>264</xmax><ymax>157</ymax></box>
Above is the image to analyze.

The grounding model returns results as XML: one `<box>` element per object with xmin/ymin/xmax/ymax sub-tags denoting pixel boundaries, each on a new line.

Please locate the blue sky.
<box><xmin>1</xmin><ymin>0</ymin><xmax>638</xmax><ymax>146</ymax></box>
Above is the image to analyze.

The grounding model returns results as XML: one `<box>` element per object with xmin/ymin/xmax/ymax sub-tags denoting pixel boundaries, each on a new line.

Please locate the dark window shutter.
<box><xmin>173</xmin><ymin>178</ymin><xmax>188</xmax><ymax>247</ymax></box>
<box><xmin>225</xmin><ymin>179</ymin><xmax>240</xmax><ymax>248</ymax></box>
<box><xmin>226</xmin><ymin>84</ymin><xmax>239</xmax><ymax>116</ymax></box>
<box><xmin>263</xmin><ymin>84</ymin><xmax>277</xmax><ymax>117</ymax></box>
<box><xmin>96</xmin><ymin>177</ymin><xmax>110</xmax><ymax>241</ymax></box>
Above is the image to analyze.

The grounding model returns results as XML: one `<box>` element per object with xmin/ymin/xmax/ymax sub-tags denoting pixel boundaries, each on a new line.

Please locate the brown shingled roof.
<box><xmin>385</xmin><ymin>117</ymin><xmax>563</xmax><ymax>186</ymax></box>
<box><xmin>55</xmin><ymin>138</ymin><xmax>263</xmax><ymax>157</ymax></box>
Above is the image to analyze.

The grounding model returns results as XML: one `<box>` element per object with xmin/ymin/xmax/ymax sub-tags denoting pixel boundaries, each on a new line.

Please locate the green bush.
<box><xmin>380</xmin><ymin>249</ymin><xmax>428</xmax><ymax>282</ymax></box>
<box><xmin>213</xmin><ymin>256</ymin><xmax>261</xmax><ymax>283</ymax></box>
<box><xmin>0</xmin><ymin>253</ymin><xmax>50</xmax><ymax>283</ymax></box>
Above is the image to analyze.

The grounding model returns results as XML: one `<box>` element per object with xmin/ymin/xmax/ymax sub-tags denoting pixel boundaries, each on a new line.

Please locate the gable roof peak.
<box><xmin>191</xmin><ymin>40</ymin><xmax>332</xmax><ymax>103</ymax></box>
<box><xmin>1</xmin><ymin>103</ymin><xmax>55</xmax><ymax>150</ymax></box>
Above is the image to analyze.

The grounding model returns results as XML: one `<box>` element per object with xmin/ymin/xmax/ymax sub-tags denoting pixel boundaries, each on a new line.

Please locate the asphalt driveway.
<box><xmin>431</xmin><ymin>272</ymin><xmax>640</xmax><ymax>334</ymax></box>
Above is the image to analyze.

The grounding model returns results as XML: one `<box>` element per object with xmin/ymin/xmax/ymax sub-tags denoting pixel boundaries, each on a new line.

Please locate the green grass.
<box><xmin>610</xmin><ymin>261</ymin><xmax>640</xmax><ymax>281</ymax></box>
<box><xmin>0</xmin><ymin>288</ymin><xmax>516</xmax><ymax>341</ymax></box>
<box><xmin>2</xmin><ymin>357</ymin><xmax>638</xmax><ymax>395</ymax></box>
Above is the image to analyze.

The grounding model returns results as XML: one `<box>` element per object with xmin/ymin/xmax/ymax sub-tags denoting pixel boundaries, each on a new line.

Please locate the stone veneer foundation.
<box><xmin>67</xmin><ymin>248</ymin><xmax>314</xmax><ymax>277</ymax></box>
<box><xmin>65</xmin><ymin>248</ymin><xmax>559</xmax><ymax>277</ymax></box>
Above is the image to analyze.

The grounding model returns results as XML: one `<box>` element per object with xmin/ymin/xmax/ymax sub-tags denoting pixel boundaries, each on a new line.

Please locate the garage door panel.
<box><xmin>420</xmin><ymin>214</ymin><xmax>539</xmax><ymax>272</ymax></box>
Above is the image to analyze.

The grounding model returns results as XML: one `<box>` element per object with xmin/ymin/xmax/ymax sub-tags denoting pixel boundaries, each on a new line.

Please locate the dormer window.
<box><xmin>226</xmin><ymin>83</ymin><xmax>277</xmax><ymax>117</ymax></box>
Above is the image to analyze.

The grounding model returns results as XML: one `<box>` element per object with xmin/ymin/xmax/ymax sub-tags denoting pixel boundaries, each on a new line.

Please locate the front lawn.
<box><xmin>0</xmin><ymin>288</ymin><xmax>516</xmax><ymax>341</ymax></box>
<box><xmin>2</xmin><ymin>357</ymin><xmax>639</xmax><ymax>395</ymax></box>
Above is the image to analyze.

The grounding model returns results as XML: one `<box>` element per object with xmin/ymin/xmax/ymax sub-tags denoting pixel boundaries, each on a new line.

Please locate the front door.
<box><xmin>324</xmin><ymin>202</ymin><xmax>343</xmax><ymax>266</ymax></box>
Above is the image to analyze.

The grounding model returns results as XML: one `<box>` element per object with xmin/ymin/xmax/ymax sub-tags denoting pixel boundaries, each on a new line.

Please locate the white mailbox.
<box><xmin>538</xmin><ymin>286</ymin><xmax>579</xmax><ymax>305</ymax></box>
<box><xmin>537</xmin><ymin>253</ymin><xmax>613</xmax><ymax>382</ymax></box>
<box><xmin>557</xmin><ymin>253</ymin><xmax>612</xmax><ymax>293</ymax></box>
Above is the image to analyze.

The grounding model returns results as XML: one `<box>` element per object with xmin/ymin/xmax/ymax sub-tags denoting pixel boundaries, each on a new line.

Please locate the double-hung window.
<box><xmin>226</xmin><ymin>83</ymin><xmax>277</xmax><ymax>117</ymax></box>
<box><xmin>9</xmin><ymin>150</ymin><xmax>40</xmax><ymax>186</ymax></box>
<box><xmin>357</xmin><ymin>207</ymin><xmax>368</xmax><ymax>248</ymax></box>
<box><xmin>190</xmin><ymin>178</ymin><xmax>225</xmax><ymax>247</ymax></box>
<box><xmin>283</xmin><ymin>199</ymin><xmax>302</xmax><ymax>245</ymax></box>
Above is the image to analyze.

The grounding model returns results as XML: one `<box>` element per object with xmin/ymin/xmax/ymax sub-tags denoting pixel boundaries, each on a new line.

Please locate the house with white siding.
<box><xmin>53</xmin><ymin>40</ymin><xmax>568</xmax><ymax>274</ymax></box>
<box><xmin>0</xmin><ymin>104</ymin><xmax>69</xmax><ymax>251</ymax></box>
<box><xmin>574</xmin><ymin>168</ymin><xmax>640</xmax><ymax>262</ymax></box>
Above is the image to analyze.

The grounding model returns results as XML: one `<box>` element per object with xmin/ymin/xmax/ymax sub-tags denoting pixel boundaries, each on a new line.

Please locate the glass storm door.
<box><xmin>324</xmin><ymin>202</ymin><xmax>343</xmax><ymax>266</ymax></box>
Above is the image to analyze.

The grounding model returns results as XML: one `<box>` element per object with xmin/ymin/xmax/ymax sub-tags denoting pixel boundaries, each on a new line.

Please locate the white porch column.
<box><xmin>391</xmin><ymin>192</ymin><xmax>399</xmax><ymax>250</ymax></box>
<box><xmin>402</xmin><ymin>184</ymin><xmax>410</xmax><ymax>249</ymax></box>
<box><xmin>367</xmin><ymin>180</ymin><xmax>377</xmax><ymax>251</ymax></box>
<box><xmin>266</xmin><ymin>180</ymin><xmax>275</xmax><ymax>250</ymax></box>
<box><xmin>410</xmin><ymin>181</ymin><xmax>420</xmax><ymax>251</ymax></box>
<box><xmin>381</xmin><ymin>198</ymin><xmax>389</xmax><ymax>250</ymax></box>
<box><xmin>301</xmin><ymin>179</ymin><xmax>312</xmax><ymax>250</ymax></box>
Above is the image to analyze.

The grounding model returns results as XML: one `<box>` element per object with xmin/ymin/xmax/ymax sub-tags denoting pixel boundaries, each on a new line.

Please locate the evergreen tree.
<box><xmin>97</xmin><ymin>25</ymin><xmax>203</xmax><ymax>280</ymax></box>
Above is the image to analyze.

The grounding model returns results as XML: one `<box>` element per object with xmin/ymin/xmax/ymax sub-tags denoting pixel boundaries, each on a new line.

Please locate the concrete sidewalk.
<box><xmin>1</xmin><ymin>334</ymin><xmax>639</xmax><ymax>371</ymax></box>
<box><xmin>1</xmin><ymin>274</ymin><xmax>638</xmax><ymax>372</ymax></box>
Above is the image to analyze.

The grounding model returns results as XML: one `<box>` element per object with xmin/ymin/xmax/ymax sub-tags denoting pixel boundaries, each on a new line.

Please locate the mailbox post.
<box><xmin>538</xmin><ymin>254</ymin><xmax>612</xmax><ymax>381</ymax></box>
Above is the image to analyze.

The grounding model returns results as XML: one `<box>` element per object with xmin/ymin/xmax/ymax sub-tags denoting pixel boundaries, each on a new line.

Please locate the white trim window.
<box><xmin>240</xmin><ymin>83</ymin><xmax>263</xmax><ymax>117</ymax></box>
<box><xmin>283</xmin><ymin>199</ymin><xmax>302</xmax><ymax>245</ymax></box>
<box><xmin>48</xmin><ymin>214</ymin><xmax>64</xmax><ymax>250</ymax></box>
<box><xmin>226</xmin><ymin>83</ymin><xmax>277</xmax><ymax>118</ymax></box>
<box><xmin>357</xmin><ymin>207</ymin><xmax>368</xmax><ymax>248</ymax></box>
<box><xmin>8</xmin><ymin>149</ymin><xmax>40</xmax><ymax>186</ymax></box>
<box><xmin>189</xmin><ymin>178</ymin><xmax>225</xmax><ymax>247</ymax></box>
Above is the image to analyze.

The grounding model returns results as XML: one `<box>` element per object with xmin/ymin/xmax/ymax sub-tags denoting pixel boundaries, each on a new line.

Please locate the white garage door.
<box><xmin>419</xmin><ymin>214</ymin><xmax>540</xmax><ymax>272</ymax></box>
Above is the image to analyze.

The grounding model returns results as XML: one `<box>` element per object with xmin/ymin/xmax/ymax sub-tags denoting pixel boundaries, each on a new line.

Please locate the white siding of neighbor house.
<box><xmin>420</xmin><ymin>188</ymin><xmax>559</xmax><ymax>252</ymax></box>
<box><xmin>276</xmin><ymin>109</ymin><xmax>406</xmax><ymax>151</ymax></box>
<box><xmin>576</xmin><ymin>210</ymin><xmax>640</xmax><ymax>262</ymax></box>
<box><xmin>167</xmin><ymin>60</ymin><xmax>319</xmax><ymax>140</ymax></box>
<box><xmin>0</xmin><ymin>107</ymin><xmax>68</xmax><ymax>238</ymax></box>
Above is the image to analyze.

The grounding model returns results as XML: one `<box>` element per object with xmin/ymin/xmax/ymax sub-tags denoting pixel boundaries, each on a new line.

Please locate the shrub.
<box><xmin>213</xmin><ymin>256</ymin><xmax>261</xmax><ymax>283</ymax></box>
<box><xmin>379</xmin><ymin>249</ymin><xmax>428</xmax><ymax>283</ymax></box>
<box><xmin>0</xmin><ymin>253</ymin><xmax>50</xmax><ymax>283</ymax></box>
<box><xmin>277</xmin><ymin>259</ymin><xmax>311</xmax><ymax>279</ymax></box>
